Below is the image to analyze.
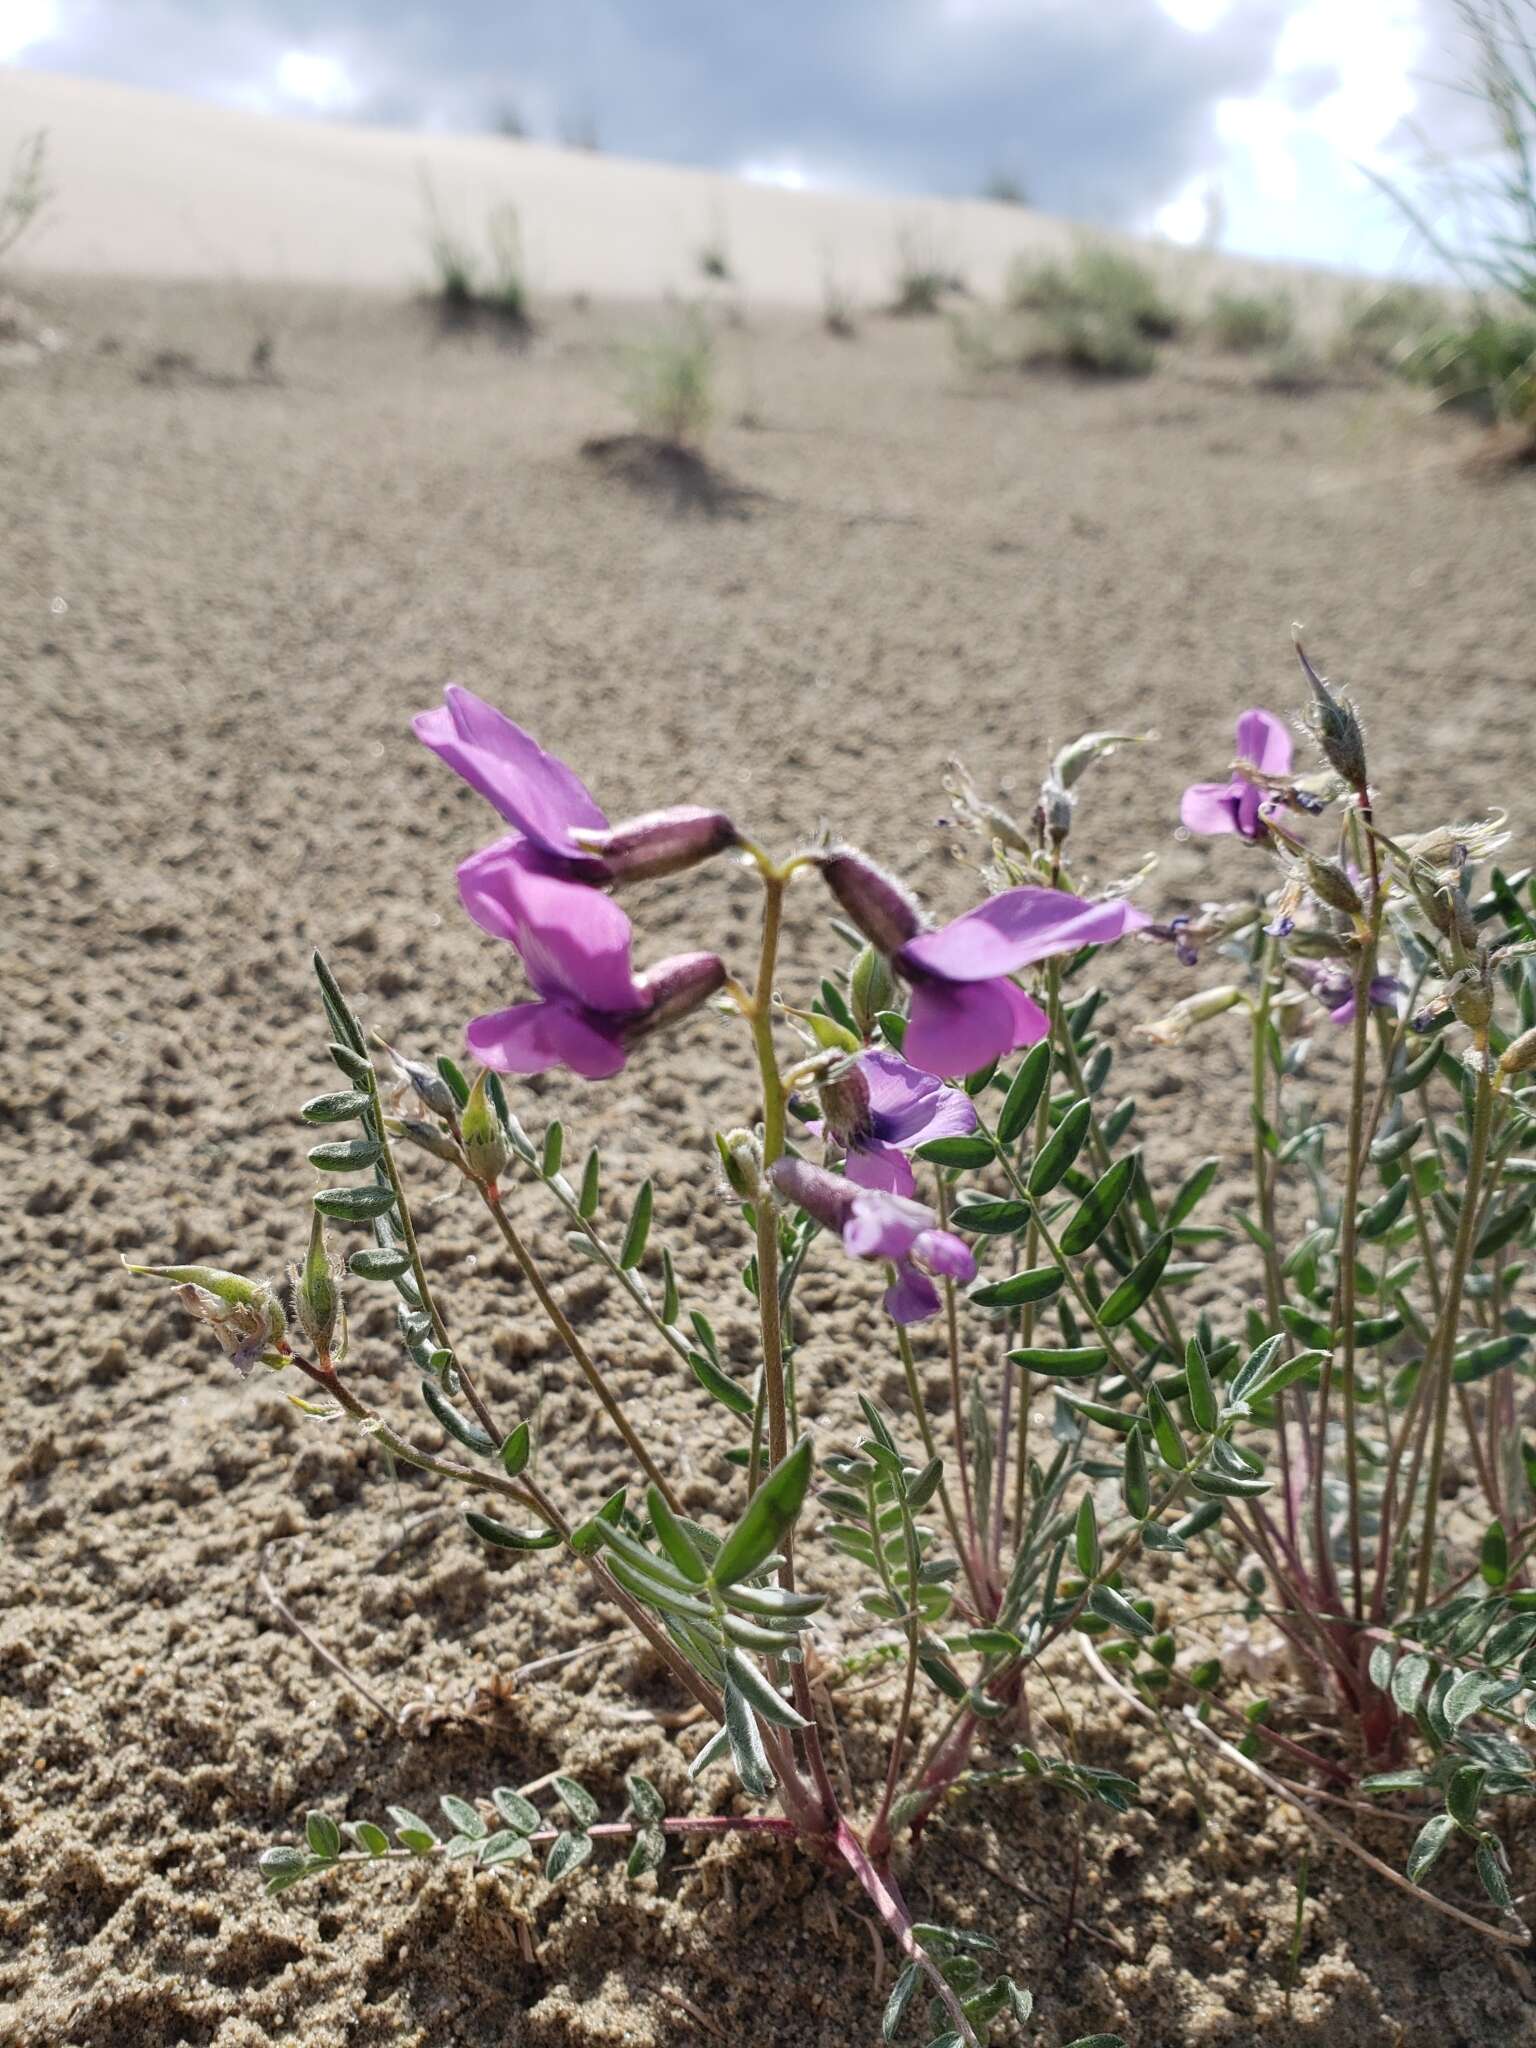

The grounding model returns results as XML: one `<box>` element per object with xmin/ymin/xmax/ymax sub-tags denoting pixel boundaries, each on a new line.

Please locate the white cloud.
<box><xmin>1157</xmin><ymin>0</ymin><xmax>1234</xmax><ymax>30</ymax></box>
<box><xmin>0</xmin><ymin>0</ymin><xmax>57</xmax><ymax>63</ymax></box>
<box><xmin>274</xmin><ymin>49</ymin><xmax>357</xmax><ymax>113</ymax></box>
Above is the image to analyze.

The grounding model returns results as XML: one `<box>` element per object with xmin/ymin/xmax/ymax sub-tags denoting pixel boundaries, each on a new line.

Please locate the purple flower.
<box><xmin>821</xmin><ymin>852</ymin><xmax>1149</xmax><ymax>1079</ymax></box>
<box><xmin>1291</xmin><ymin>960</ymin><xmax>1401</xmax><ymax>1028</ymax></box>
<box><xmin>414</xmin><ymin>685</ymin><xmax>735</xmax><ymax>882</ymax></box>
<box><xmin>802</xmin><ymin>1049</ymin><xmax>977</xmax><ymax>1198</ymax></box>
<box><xmin>769</xmin><ymin>1156</ymin><xmax>976</xmax><ymax>1325</ymax></box>
<box><xmin>459</xmin><ymin>851</ymin><xmax>723</xmax><ymax>1079</ymax></box>
<box><xmin>1180</xmin><ymin>709</ymin><xmax>1293</xmax><ymax>843</ymax></box>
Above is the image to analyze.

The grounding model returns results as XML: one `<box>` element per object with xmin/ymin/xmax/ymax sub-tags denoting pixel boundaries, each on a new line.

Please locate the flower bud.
<box><xmin>576</xmin><ymin>805</ymin><xmax>739</xmax><ymax>883</ymax></box>
<box><xmin>1414</xmin><ymin>865</ymin><xmax>1478</xmax><ymax>959</ymax></box>
<box><xmin>717</xmin><ymin>1127</ymin><xmax>765</xmax><ymax>1199</ymax></box>
<box><xmin>1036</xmin><ymin>773</ymin><xmax>1074</xmax><ymax>851</ymax></box>
<box><xmin>816</xmin><ymin>1058</ymin><xmax>874</xmax><ymax>1145</ymax></box>
<box><xmin>1294</xmin><ymin>632</ymin><xmax>1367</xmax><ymax>792</ymax></box>
<box><xmin>377</xmin><ymin>1040</ymin><xmax>457</xmax><ymax>1119</ymax></box>
<box><xmin>293</xmin><ymin>1209</ymin><xmax>341</xmax><ymax>1359</ymax></box>
<box><xmin>1304</xmin><ymin>857</ymin><xmax>1363</xmax><ymax>920</ymax></box>
<box><xmin>817</xmin><ymin>848</ymin><xmax>923</xmax><ymax>954</ymax></box>
<box><xmin>1498</xmin><ymin>1027</ymin><xmax>1536</xmax><ymax>1079</ymax></box>
<box><xmin>767</xmin><ymin>1154</ymin><xmax>855</xmax><ymax>1233</ymax></box>
<box><xmin>386</xmin><ymin>1116</ymin><xmax>465</xmax><ymax>1166</ymax></box>
<box><xmin>460</xmin><ymin>1068</ymin><xmax>511</xmax><ymax>1186</ymax></box>
<box><xmin>633</xmin><ymin>951</ymin><xmax>728</xmax><ymax>1034</ymax></box>
<box><xmin>848</xmin><ymin>944</ymin><xmax>897</xmax><ymax>1036</ymax></box>
<box><xmin>1450</xmin><ymin>970</ymin><xmax>1494</xmax><ymax>1034</ymax></box>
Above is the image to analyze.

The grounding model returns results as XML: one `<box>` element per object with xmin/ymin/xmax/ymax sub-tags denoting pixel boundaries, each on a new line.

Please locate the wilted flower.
<box><xmin>1288</xmin><ymin>959</ymin><xmax>1401</xmax><ymax>1027</ymax></box>
<box><xmin>800</xmin><ymin>1048</ymin><xmax>977</xmax><ymax>1197</ymax></box>
<box><xmin>819</xmin><ymin>852</ymin><xmax>1148</xmax><ymax>1078</ymax></box>
<box><xmin>123</xmin><ymin>1260</ymin><xmax>288</xmax><ymax>1378</ymax></box>
<box><xmin>1133</xmin><ymin>984</ymin><xmax>1247</xmax><ymax>1047</ymax></box>
<box><xmin>768</xmin><ymin>1155</ymin><xmax>976</xmax><ymax>1325</ymax></box>
<box><xmin>1180</xmin><ymin>709</ymin><xmax>1293</xmax><ymax>843</ymax></box>
<box><xmin>460</xmin><ymin>852</ymin><xmax>723</xmax><ymax>1079</ymax></box>
<box><xmin>415</xmin><ymin>685</ymin><xmax>735</xmax><ymax>883</ymax></box>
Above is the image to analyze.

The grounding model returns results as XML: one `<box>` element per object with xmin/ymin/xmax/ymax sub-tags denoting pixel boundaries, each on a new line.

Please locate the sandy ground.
<box><xmin>4</xmin><ymin>271</ymin><xmax>1536</xmax><ymax>2048</ymax></box>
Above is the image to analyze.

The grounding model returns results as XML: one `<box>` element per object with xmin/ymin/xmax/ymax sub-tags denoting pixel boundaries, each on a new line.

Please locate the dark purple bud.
<box><xmin>1295</xmin><ymin>633</ymin><xmax>1368</xmax><ymax>792</ymax></box>
<box><xmin>818</xmin><ymin>848</ymin><xmax>924</xmax><ymax>954</ymax></box>
<box><xmin>1292</xmin><ymin>788</ymin><xmax>1326</xmax><ymax>816</ymax></box>
<box><xmin>816</xmin><ymin>1059</ymin><xmax>874</xmax><ymax>1145</ymax></box>
<box><xmin>578</xmin><ymin>806</ymin><xmax>738</xmax><ymax>883</ymax></box>
<box><xmin>768</xmin><ymin>1155</ymin><xmax>857</xmax><ymax>1234</ymax></box>
<box><xmin>631</xmin><ymin>951</ymin><xmax>728</xmax><ymax>1036</ymax></box>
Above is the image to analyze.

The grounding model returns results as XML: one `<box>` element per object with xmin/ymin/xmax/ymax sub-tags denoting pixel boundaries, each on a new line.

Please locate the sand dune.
<box><xmin>2</xmin><ymin>66</ymin><xmax>1354</xmax><ymax>312</ymax></box>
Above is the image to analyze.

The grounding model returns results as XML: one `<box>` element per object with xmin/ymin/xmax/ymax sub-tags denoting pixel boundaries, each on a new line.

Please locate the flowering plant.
<box><xmin>131</xmin><ymin>639</ymin><xmax>1536</xmax><ymax>2040</ymax></box>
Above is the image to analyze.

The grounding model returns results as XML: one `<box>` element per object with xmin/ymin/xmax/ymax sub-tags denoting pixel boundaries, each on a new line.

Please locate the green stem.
<box><xmin>891</xmin><ymin>1315</ymin><xmax>990</xmax><ymax>1615</ymax></box>
<box><xmin>1332</xmin><ymin>933</ymin><xmax>1376</xmax><ymax>1620</ymax></box>
<box><xmin>479</xmin><ymin>1187</ymin><xmax>683</xmax><ymax>1515</ymax></box>
<box><xmin>1415</xmin><ymin>1048</ymin><xmax>1496</xmax><ymax>1607</ymax></box>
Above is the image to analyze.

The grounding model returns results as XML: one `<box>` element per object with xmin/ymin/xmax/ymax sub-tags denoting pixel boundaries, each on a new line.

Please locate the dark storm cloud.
<box><xmin>24</xmin><ymin>0</ymin><xmax>1295</xmax><ymax>225</ymax></box>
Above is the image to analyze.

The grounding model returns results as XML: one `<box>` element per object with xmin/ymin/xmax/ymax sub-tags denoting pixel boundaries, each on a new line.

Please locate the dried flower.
<box><xmin>123</xmin><ymin>1260</ymin><xmax>288</xmax><ymax>1378</ymax></box>
<box><xmin>1133</xmin><ymin>984</ymin><xmax>1247</xmax><ymax>1047</ymax></box>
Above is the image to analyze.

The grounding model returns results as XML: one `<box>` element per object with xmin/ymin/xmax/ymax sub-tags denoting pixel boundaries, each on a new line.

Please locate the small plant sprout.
<box><xmin>1204</xmin><ymin>289</ymin><xmax>1295</xmax><ymax>355</ymax></box>
<box><xmin>131</xmin><ymin>629</ymin><xmax>1536</xmax><ymax>2042</ymax></box>
<box><xmin>621</xmin><ymin>308</ymin><xmax>714</xmax><ymax>449</ymax></box>
<box><xmin>0</xmin><ymin>129</ymin><xmax>52</xmax><ymax>268</ymax></box>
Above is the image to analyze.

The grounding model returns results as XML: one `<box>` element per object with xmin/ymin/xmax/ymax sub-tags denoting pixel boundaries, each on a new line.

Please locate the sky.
<box><xmin>0</xmin><ymin>0</ymin><xmax>1493</xmax><ymax>274</ymax></box>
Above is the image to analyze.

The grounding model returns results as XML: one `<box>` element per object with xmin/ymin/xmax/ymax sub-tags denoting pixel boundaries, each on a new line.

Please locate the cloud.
<box><xmin>17</xmin><ymin>0</ymin><xmax>1294</xmax><ymax>228</ymax></box>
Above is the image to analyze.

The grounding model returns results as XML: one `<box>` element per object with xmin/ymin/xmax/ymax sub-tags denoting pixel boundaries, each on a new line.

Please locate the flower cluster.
<box><xmin>415</xmin><ymin>684</ymin><xmax>1153</xmax><ymax>1322</ymax></box>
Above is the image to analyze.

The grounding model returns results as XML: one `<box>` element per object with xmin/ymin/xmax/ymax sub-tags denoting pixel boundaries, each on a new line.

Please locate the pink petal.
<box><xmin>1235</xmin><ymin>707</ymin><xmax>1293</xmax><ymax>777</ymax></box>
<box><xmin>1180</xmin><ymin>781</ymin><xmax>1241</xmax><ymax>835</ymax></box>
<box><xmin>860</xmin><ymin>1049</ymin><xmax>977</xmax><ymax>1146</ymax></box>
<box><xmin>899</xmin><ymin>887</ymin><xmax>1150</xmax><ymax>983</ymax></box>
<box><xmin>845</xmin><ymin>1143</ymin><xmax>917</xmax><ymax>1198</ymax></box>
<box><xmin>903</xmin><ymin>976</ymin><xmax>1045</xmax><ymax>1078</ymax></box>
<box><xmin>842</xmin><ymin>1190</ymin><xmax>931</xmax><ymax>1261</ymax></box>
<box><xmin>458</xmin><ymin>852</ymin><xmax>644</xmax><ymax>1013</ymax></box>
<box><xmin>415</xmin><ymin>686</ymin><xmax>608</xmax><ymax>856</ymax></box>
<box><xmin>884</xmin><ymin>1264</ymin><xmax>941</xmax><ymax>1324</ymax></box>
<box><xmin>466</xmin><ymin>1001</ymin><xmax>628</xmax><ymax>1080</ymax></box>
<box><xmin>914</xmin><ymin>1229</ymin><xmax>977</xmax><ymax>1283</ymax></box>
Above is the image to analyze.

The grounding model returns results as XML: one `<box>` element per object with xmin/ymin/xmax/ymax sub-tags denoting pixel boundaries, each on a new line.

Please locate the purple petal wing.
<box><xmin>861</xmin><ymin>1049</ymin><xmax>978</xmax><ymax>1147</ymax></box>
<box><xmin>842</xmin><ymin>1189</ymin><xmax>931</xmax><ymax>1262</ymax></box>
<box><xmin>845</xmin><ymin>1142</ymin><xmax>917</xmax><ymax>1198</ymax></box>
<box><xmin>414</xmin><ymin>686</ymin><xmax>608</xmax><ymax>855</ymax></box>
<box><xmin>1235</xmin><ymin>707</ymin><xmax>1293</xmax><ymax>777</ymax></box>
<box><xmin>903</xmin><ymin>976</ymin><xmax>1045</xmax><ymax>1078</ymax></box>
<box><xmin>913</xmin><ymin>1228</ymin><xmax>977</xmax><ymax>1284</ymax></box>
<box><xmin>465</xmin><ymin>1001</ymin><xmax>628</xmax><ymax>1080</ymax></box>
<box><xmin>456</xmin><ymin>834</ymin><xmax>537</xmax><ymax>945</ymax></box>
<box><xmin>899</xmin><ymin>888</ymin><xmax>1150</xmax><ymax>983</ymax></box>
<box><xmin>1180</xmin><ymin>781</ymin><xmax>1242</xmax><ymax>835</ymax></box>
<box><xmin>884</xmin><ymin>1264</ymin><xmax>941</xmax><ymax>1325</ymax></box>
<box><xmin>461</xmin><ymin>855</ymin><xmax>645</xmax><ymax>1013</ymax></box>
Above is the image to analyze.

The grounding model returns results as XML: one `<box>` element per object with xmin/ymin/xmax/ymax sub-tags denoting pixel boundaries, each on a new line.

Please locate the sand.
<box><xmin>4</xmin><ymin>76</ymin><xmax>1536</xmax><ymax>2048</ymax></box>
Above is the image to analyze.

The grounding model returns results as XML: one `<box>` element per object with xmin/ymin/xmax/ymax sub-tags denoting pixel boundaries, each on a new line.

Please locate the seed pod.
<box><xmin>293</xmin><ymin>1209</ymin><xmax>341</xmax><ymax>1358</ymax></box>
<box><xmin>1295</xmin><ymin>632</ymin><xmax>1368</xmax><ymax>791</ymax></box>
<box><xmin>386</xmin><ymin>1116</ymin><xmax>463</xmax><ymax>1166</ymax></box>
<box><xmin>1304</xmin><ymin>857</ymin><xmax>1363</xmax><ymax>919</ymax></box>
<box><xmin>1499</xmin><ymin>1027</ymin><xmax>1536</xmax><ymax>1079</ymax></box>
<box><xmin>460</xmin><ymin>1069</ymin><xmax>510</xmax><ymax>1186</ymax></box>
<box><xmin>847</xmin><ymin>944</ymin><xmax>897</xmax><ymax>1037</ymax></box>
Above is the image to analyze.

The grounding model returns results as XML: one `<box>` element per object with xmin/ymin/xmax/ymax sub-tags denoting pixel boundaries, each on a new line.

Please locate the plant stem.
<box><xmin>478</xmin><ymin>1186</ymin><xmax>683</xmax><ymax>1515</ymax></box>
<box><xmin>891</xmin><ymin>1317</ymin><xmax>990</xmax><ymax>1616</ymax></box>
<box><xmin>1334</xmin><ymin>935</ymin><xmax>1376</xmax><ymax>1620</ymax></box>
<box><xmin>1415</xmin><ymin>1045</ymin><xmax>1496</xmax><ymax>1606</ymax></box>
